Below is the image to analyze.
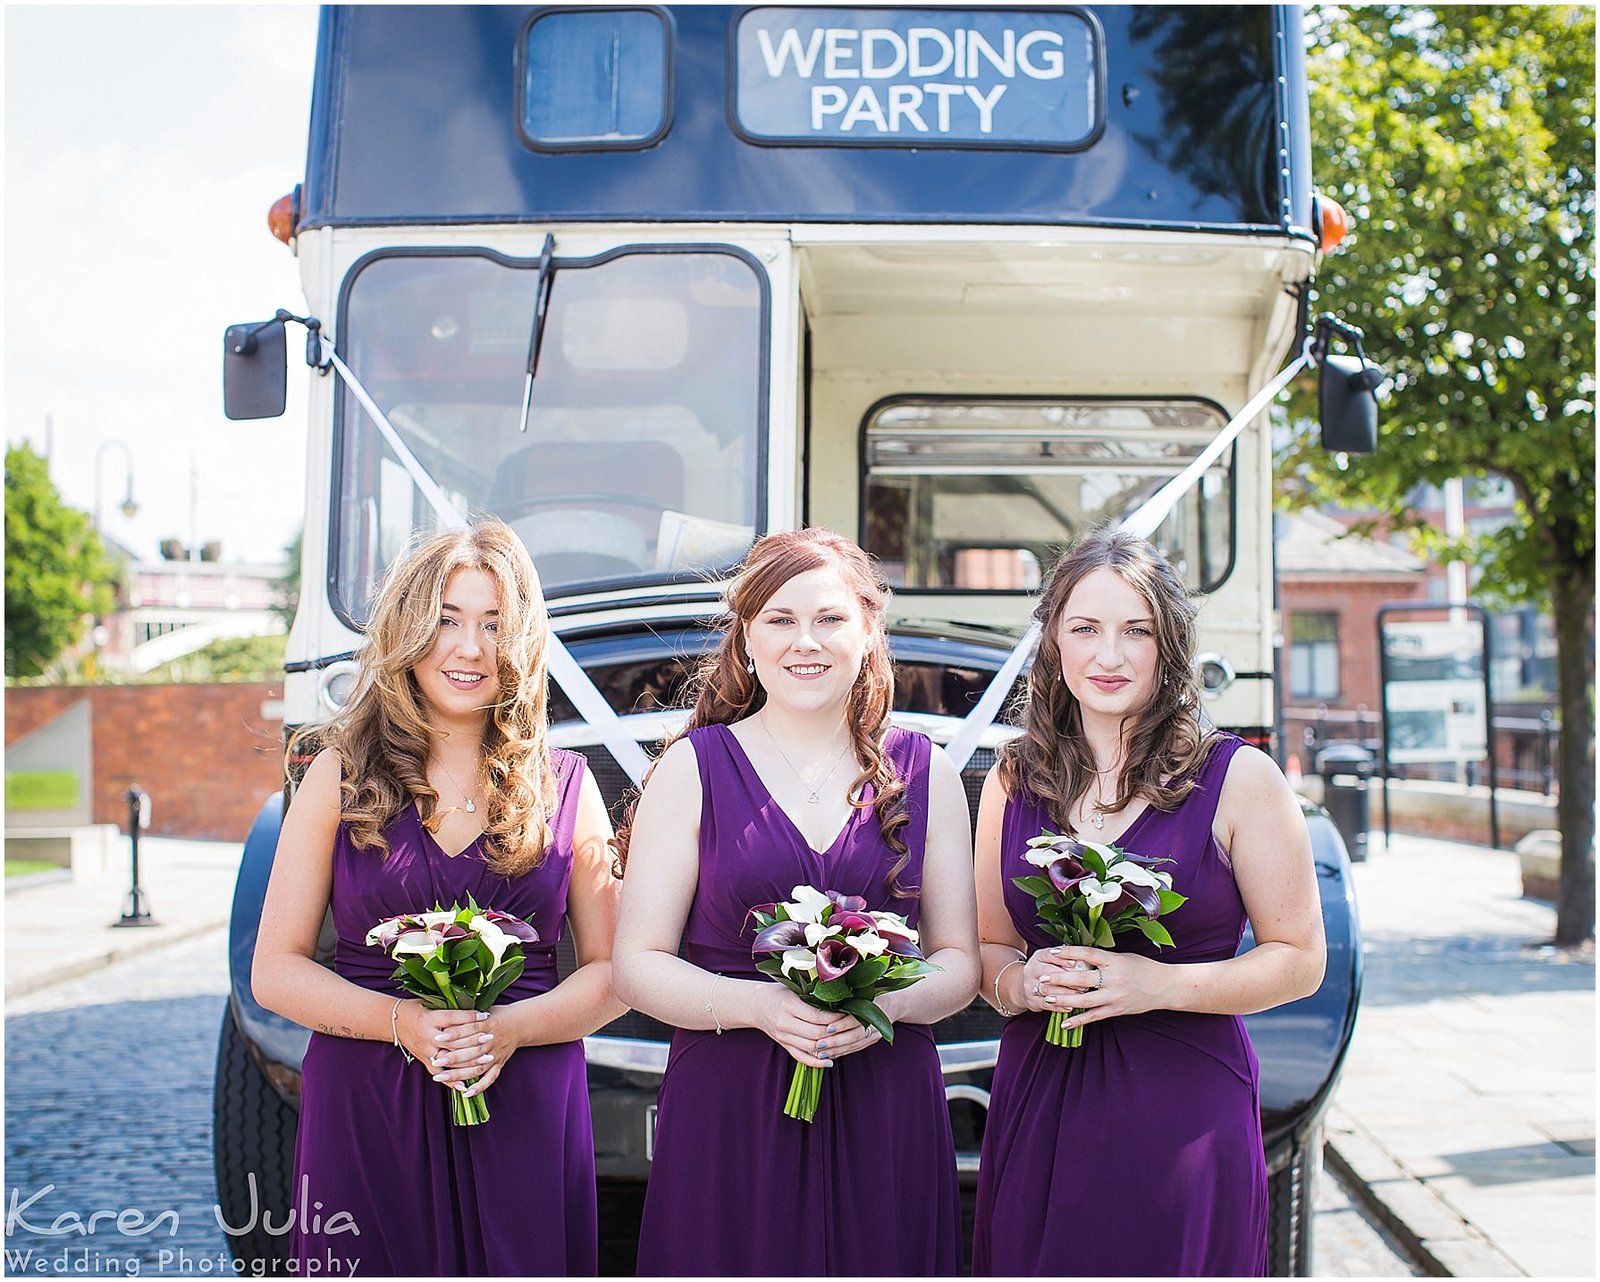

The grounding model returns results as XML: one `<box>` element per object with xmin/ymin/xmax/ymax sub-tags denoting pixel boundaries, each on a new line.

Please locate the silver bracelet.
<box><xmin>390</xmin><ymin>997</ymin><xmax>415</xmax><ymax>1063</ymax></box>
<box><xmin>705</xmin><ymin>973</ymin><xmax>725</xmax><ymax>1035</ymax></box>
<box><xmin>993</xmin><ymin>954</ymin><xmax>1027</xmax><ymax>1018</ymax></box>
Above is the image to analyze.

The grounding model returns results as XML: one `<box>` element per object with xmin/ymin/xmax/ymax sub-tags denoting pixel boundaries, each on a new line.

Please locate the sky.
<box><xmin>6</xmin><ymin>4</ymin><xmax>320</xmax><ymax>565</ymax></box>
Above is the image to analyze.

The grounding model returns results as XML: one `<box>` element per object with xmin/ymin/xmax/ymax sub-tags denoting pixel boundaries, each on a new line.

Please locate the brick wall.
<box><xmin>5</xmin><ymin>683</ymin><xmax>285</xmax><ymax>840</ymax></box>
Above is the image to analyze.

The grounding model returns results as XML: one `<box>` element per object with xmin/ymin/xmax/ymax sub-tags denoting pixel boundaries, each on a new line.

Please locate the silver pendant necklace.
<box><xmin>762</xmin><ymin>717</ymin><xmax>852</xmax><ymax>804</ymax></box>
<box><xmin>435</xmin><ymin>758</ymin><xmax>479</xmax><ymax>814</ymax></box>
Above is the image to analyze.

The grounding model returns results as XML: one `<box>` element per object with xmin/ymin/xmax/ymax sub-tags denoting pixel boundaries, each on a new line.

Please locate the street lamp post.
<box><xmin>90</xmin><ymin>440</ymin><xmax>139</xmax><ymax>679</ymax></box>
<box><xmin>93</xmin><ymin>439</ymin><xmax>139</xmax><ymax>533</ymax></box>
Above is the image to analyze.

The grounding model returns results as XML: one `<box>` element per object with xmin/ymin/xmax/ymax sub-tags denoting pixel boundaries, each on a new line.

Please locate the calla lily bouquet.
<box><xmin>365</xmin><ymin>896</ymin><xmax>539</xmax><ymax>1125</ymax></box>
<box><xmin>1014</xmin><ymin>832</ymin><xmax>1186</xmax><ymax>1049</ymax></box>
<box><xmin>747</xmin><ymin>885</ymin><xmax>938</xmax><ymax>1122</ymax></box>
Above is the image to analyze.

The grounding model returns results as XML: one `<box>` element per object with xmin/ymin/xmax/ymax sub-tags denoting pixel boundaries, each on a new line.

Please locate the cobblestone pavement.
<box><xmin>5</xmin><ymin>933</ymin><xmax>234</xmax><ymax>1276</ymax></box>
<box><xmin>6</xmin><ymin>927</ymin><xmax>1417</xmax><ymax>1277</ymax></box>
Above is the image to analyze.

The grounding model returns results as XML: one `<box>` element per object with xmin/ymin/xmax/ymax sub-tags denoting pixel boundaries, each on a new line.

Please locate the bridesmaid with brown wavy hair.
<box><xmin>613</xmin><ymin>527</ymin><xmax>980</xmax><ymax>1276</ymax></box>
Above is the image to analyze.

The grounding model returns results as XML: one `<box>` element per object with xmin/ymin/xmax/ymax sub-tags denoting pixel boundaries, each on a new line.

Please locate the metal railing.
<box><xmin>1282</xmin><ymin>704</ymin><xmax>1561</xmax><ymax>796</ymax></box>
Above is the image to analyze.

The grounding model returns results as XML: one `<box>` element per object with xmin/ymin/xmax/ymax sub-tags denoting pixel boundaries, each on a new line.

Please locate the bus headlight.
<box><xmin>1195</xmin><ymin>652</ymin><xmax>1235</xmax><ymax>699</ymax></box>
<box><xmin>318</xmin><ymin>661</ymin><xmax>360</xmax><ymax>713</ymax></box>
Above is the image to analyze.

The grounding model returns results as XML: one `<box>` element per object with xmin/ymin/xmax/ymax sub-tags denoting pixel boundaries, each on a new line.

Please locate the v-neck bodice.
<box><xmin>679</xmin><ymin>723</ymin><xmax>932</xmax><ymax>979</ymax></box>
<box><xmin>326</xmin><ymin>749</ymin><xmax>585</xmax><ymax>1000</ymax></box>
<box><xmin>719</xmin><ymin>724</ymin><xmax>863</xmax><ymax>856</ymax></box>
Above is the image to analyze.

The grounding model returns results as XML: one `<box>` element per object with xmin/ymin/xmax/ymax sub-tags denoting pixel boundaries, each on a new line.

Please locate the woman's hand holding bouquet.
<box><xmin>366</xmin><ymin>897</ymin><xmax>539</xmax><ymax>1125</ymax></box>
<box><xmin>1012</xmin><ymin>833</ymin><xmax>1185</xmax><ymax>1048</ymax></box>
<box><xmin>747</xmin><ymin>885</ymin><xmax>938</xmax><ymax>1122</ymax></box>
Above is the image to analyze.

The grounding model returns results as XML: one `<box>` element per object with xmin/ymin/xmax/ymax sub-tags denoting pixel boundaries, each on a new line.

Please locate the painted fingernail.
<box><xmin>431</xmin><ymin>1075</ymin><xmax>445</xmax><ymax>1083</ymax></box>
<box><xmin>476</xmin><ymin>1011</ymin><xmax>489</xmax><ymax>1020</ymax></box>
<box><xmin>478</xmin><ymin>1034</ymin><xmax>493</xmax><ymax>1044</ymax></box>
<box><xmin>477</xmin><ymin>1053</ymin><xmax>493</xmax><ymax>1063</ymax></box>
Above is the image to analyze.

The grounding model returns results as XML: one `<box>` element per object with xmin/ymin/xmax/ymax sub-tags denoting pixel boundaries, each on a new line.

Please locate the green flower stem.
<box><xmin>1046</xmin><ymin>1008</ymin><xmax>1084</xmax><ymax>1049</ymax></box>
<box><xmin>449</xmin><ymin>1078</ymin><xmax>491</xmax><ymax>1126</ymax></box>
<box><xmin>784</xmin><ymin>1063</ymin><xmax>825</xmax><ymax>1123</ymax></box>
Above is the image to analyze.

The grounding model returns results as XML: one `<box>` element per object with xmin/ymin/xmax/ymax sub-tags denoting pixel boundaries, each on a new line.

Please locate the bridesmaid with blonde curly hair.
<box><xmin>253</xmin><ymin>519</ymin><xmax>622</xmax><ymax>1275</ymax></box>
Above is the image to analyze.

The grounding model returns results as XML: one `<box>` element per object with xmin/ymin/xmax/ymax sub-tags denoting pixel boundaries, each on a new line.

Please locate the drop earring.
<box><xmin>746</xmin><ymin>657</ymin><xmax>755</xmax><ymax>675</ymax></box>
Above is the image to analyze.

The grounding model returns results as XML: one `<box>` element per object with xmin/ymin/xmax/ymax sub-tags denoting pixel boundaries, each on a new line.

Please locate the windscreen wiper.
<box><xmin>517</xmin><ymin>233</ymin><xmax>557</xmax><ymax>435</ymax></box>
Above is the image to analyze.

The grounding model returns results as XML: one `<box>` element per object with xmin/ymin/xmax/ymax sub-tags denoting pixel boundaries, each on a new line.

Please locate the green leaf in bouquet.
<box><xmin>846</xmin><ymin>954</ymin><xmax>893</xmax><ymax>990</ymax></box>
<box><xmin>1012</xmin><ymin>875</ymin><xmax>1057</xmax><ymax>899</ymax></box>
<box><xmin>1157</xmin><ymin>889</ymin><xmax>1187</xmax><ymax>914</ymax></box>
<box><xmin>1081</xmin><ymin>846</ymin><xmax>1108</xmax><ymax>876</ymax></box>
<box><xmin>1092</xmin><ymin>916</ymin><xmax>1115</xmax><ymax>947</ymax></box>
<box><xmin>811</xmin><ymin>977</ymin><xmax>853</xmax><ymax>1003</ymax></box>
<box><xmin>841</xmin><ymin>998</ymin><xmax>895</xmax><ymax>1043</ymax></box>
<box><xmin>397</xmin><ymin>955</ymin><xmax>434</xmax><ymax>989</ymax></box>
<box><xmin>476</xmin><ymin>955</ymin><xmax>526</xmax><ymax>1008</ymax></box>
<box><xmin>1132</xmin><ymin>917</ymin><xmax>1176</xmax><ymax>948</ymax></box>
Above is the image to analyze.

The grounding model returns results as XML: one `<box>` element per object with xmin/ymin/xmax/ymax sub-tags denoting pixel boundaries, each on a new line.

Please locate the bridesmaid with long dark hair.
<box><xmin>613</xmin><ymin>528</ymin><xmax>980</xmax><ymax>1276</ymax></box>
<box><xmin>253</xmin><ymin>520</ymin><xmax>622</xmax><ymax>1275</ymax></box>
<box><xmin>971</xmin><ymin>528</ymin><xmax>1326</xmax><ymax>1276</ymax></box>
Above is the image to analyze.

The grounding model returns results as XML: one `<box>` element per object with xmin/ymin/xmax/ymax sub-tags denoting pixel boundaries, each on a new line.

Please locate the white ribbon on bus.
<box><xmin>321</xmin><ymin>338</ymin><xmax>655</xmax><ymax>784</ymax></box>
<box><xmin>940</xmin><ymin>343</ymin><xmax>1313</xmax><ymax>772</ymax></box>
<box><xmin>325</xmin><ymin>333</ymin><xmax>1310</xmax><ymax>786</ymax></box>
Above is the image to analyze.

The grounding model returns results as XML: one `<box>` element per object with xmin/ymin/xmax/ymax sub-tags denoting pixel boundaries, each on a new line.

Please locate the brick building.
<box><xmin>1278</xmin><ymin>508</ymin><xmax>1428</xmax><ymax>716</ymax></box>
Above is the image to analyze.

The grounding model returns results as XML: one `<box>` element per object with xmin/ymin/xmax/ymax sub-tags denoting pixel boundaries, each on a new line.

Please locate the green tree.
<box><xmin>146</xmin><ymin>633</ymin><xmax>287</xmax><ymax>684</ymax></box>
<box><xmin>1281</xmin><ymin>6</ymin><xmax>1594</xmax><ymax>942</ymax></box>
<box><xmin>4</xmin><ymin>444</ymin><xmax>113</xmax><ymax>679</ymax></box>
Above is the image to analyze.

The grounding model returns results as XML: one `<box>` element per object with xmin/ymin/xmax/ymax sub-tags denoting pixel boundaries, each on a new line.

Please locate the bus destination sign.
<box><xmin>734</xmin><ymin>7</ymin><xmax>1100</xmax><ymax>148</ymax></box>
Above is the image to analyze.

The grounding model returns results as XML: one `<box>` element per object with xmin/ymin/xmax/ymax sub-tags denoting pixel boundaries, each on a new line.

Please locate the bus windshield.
<box><xmin>331</xmin><ymin>247</ymin><xmax>767</xmax><ymax>624</ymax></box>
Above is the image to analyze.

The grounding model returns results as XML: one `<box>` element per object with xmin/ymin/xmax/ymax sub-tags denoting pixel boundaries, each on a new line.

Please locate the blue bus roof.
<box><xmin>301</xmin><ymin>4</ymin><xmax>1313</xmax><ymax>236</ymax></box>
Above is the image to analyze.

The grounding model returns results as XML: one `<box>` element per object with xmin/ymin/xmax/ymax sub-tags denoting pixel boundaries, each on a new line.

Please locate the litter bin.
<box><xmin>1317</xmin><ymin>741</ymin><xmax>1373</xmax><ymax>862</ymax></box>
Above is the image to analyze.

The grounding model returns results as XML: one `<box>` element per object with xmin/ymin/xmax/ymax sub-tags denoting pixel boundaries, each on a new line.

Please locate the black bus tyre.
<box><xmin>1265</xmin><ymin>1126</ymin><xmax>1320</xmax><ymax>1276</ymax></box>
<box><xmin>213</xmin><ymin>1007</ymin><xmax>297</xmax><ymax>1267</ymax></box>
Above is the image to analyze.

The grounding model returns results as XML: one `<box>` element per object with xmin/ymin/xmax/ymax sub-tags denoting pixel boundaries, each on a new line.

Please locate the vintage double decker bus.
<box><xmin>219</xmin><ymin>5</ymin><xmax>1377</xmax><ymax>1271</ymax></box>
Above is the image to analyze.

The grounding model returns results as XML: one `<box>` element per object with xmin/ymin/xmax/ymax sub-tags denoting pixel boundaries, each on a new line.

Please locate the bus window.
<box><xmin>332</xmin><ymin>248</ymin><xmax>765</xmax><ymax>625</ymax></box>
<box><xmin>519</xmin><ymin>8</ymin><xmax>672</xmax><ymax>150</ymax></box>
<box><xmin>861</xmin><ymin>399</ymin><xmax>1232</xmax><ymax>593</ymax></box>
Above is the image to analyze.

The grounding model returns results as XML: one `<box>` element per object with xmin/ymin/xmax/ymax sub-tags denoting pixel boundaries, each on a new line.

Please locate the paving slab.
<box><xmin>4</xmin><ymin>836</ymin><xmax>241</xmax><ymax>999</ymax></box>
<box><xmin>1325</xmin><ymin>832</ymin><xmax>1595</xmax><ymax>1279</ymax></box>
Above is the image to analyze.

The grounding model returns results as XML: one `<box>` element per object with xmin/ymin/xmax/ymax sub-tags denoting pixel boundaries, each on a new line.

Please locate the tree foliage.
<box><xmin>1285</xmin><ymin>6</ymin><xmax>1594</xmax><ymax>942</ymax></box>
<box><xmin>4</xmin><ymin>444</ymin><xmax>113</xmax><ymax>679</ymax></box>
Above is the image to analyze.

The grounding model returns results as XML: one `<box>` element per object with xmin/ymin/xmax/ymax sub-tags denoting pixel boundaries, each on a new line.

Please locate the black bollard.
<box><xmin>114</xmin><ymin>784</ymin><xmax>157</xmax><ymax>927</ymax></box>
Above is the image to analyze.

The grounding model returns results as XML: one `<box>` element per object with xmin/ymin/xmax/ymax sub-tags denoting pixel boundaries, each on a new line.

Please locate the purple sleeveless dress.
<box><xmin>972</xmin><ymin>734</ymin><xmax>1268</xmax><ymax>1277</ymax></box>
<box><xmin>635</xmin><ymin>724</ymin><xmax>961</xmax><ymax>1276</ymax></box>
<box><xmin>291</xmin><ymin>749</ymin><xmax>597</xmax><ymax>1277</ymax></box>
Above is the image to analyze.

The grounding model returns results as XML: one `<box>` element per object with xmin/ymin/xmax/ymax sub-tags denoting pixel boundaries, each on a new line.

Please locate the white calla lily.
<box><xmin>1023</xmin><ymin>845</ymin><xmax>1064</xmax><ymax>869</ymax></box>
<box><xmin>469</xmin><ymin>914</ymin><xmax>517</xmax><ymax>967</ymax></box>
<box><xmin>847</xmin><ymin>931</ymin><xmax>888</xmax><ymax>958</ymax></box>
<box><xmin>869</xmin><ymin>911</ymin><xmax>920</xmax><ymax>944</ymax></box>
<box><xmin>804</xmin><ymin>921</ymin><xmax>840</xmax><ymax>947</ymax></box>
<box><xmin>785</xmin><ymin>885</ymin><xmax>834</xmax><ymax>924</ymax></box>
<box><xmin>780</xmin><ymin>947</ymin><xmax>817</xmax><ymax>978</ymax></box>
<box><xmin>390</xmin><ymin>929</ymin><xmax>440</xmax><ymax>957</ymax></box>
<box><xmin>1111</xmin><ymin>863</ymin><xmax>1166</xmax><ymax>889</ymax></box>
<box><xmin>1078</xmin><ymin>839</ymin><xmax>1121</xmax><ymax>865</ymax></box>
<box><xmin>1077</xmin><ymin>877</ymin><xmax>1123</xmax><ymax>907</ymax></box>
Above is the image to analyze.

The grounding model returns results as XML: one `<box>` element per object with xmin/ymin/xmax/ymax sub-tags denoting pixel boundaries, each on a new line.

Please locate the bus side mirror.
<box><xmin>223</xmin><ymin>318</ymin><xmax>288</xmax><ymax>420</ymax></box>
<box><xmin>1318</xmin><ymin>353</ymin><xmax>1383</xmax><ymax>455</ymax></box>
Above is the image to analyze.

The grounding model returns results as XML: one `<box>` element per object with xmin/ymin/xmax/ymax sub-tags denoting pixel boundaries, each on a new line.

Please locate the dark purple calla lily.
<box><xmin>826</xmin><ymin>891</ymin><xmax>868</xmax><ymax>913</ymax></box>
<box><xmin>742</xmin><ymin>903</ymin><xmax>782</xmax><ymax>933</ymax></box>
<box><xmin>814</xmin><ymin>938</ymin><xmax>859</xmax><ymax>982</ymax></box>
<box><xmin>751</xmin><ymin>919</ymin><xmax>810</xmax><ymax>953</ymax></box>
<box><xmin>437</xmin><ymin>922</ymin><xmax>474</xmax><ymax>942</ymax></box>
<box><xmin>1104</xmin><ymin>880</ymin><xmax>1162</xmax><ymax>918</ymax></box>
<box><xmin>829</xmin><ymin>910</ymin><xmax>876</xmax><ymax>934</ymax></box>
<box><xmin>1047</xmin><ymin>857</ymin><xmax>1092</xmax><ymax>897</ymax></box>
<box><xmin>482</xmin><ymin>911</ymin><xmax>540</xmax><ymax>944</ymax></box>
